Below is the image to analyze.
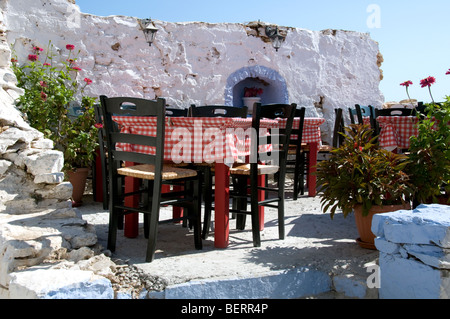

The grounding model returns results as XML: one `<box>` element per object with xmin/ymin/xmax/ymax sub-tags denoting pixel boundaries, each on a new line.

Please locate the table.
<box><xmin>112</xmin><ymin>116</ymin><xmax>324</xmax><ymax>248</ymax></box>
<box><xmin>376</xmin><ymin>116</ymin><xmax>419</xmax><ymax>151</ymax></box>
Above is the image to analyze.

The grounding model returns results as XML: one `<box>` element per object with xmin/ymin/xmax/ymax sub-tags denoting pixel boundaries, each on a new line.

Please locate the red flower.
<box><xmin>94</xmin><ymin>123</ymin><xmax>103</xmax><ymax>129</ymax></box>
<box><xmin>420</xmin><ymin>76</ymin><xmax>436</xmax><ymax>88</ymax></box>
<box><xmin>244</xmin><ymin>87</ymin><xmax>263</xmax><ymax>97</ymax></box>
<box><xmin>400</xmin><ymin>80</ymin><xmax>413</xmax><ymax>87</ymax></box>
<box><xmin>71</xmin><ymin>66</ymin><xmax>82</xmax><ymax>71</ymax></box>
<box><xmin>40</xmin><ymin>91</ymin><xmax>47</xmax><ymax>101</ymax></box>
<box><xmin>83</xmin><ymin>78</ymin><xmax>93</xmax><ymax>85</ymax></box>
<box><xmin>66</xmin><ymin>44</ymin><xmax>75</xmax><ymax>51</ymax></box>
<box><xmin>28</xmin><ymin>54</ymin><xmax>38</xmax><ymax>61</ymax></box>
<box><xmin>39</xmin><ymin>81</ymin><xmax>47</xmax><ymax>87</ymax></box>
<box><xmin>446</xmin><ymin>69</ymin><xmax>450</xmax><ymax>75</ymax></box>
<box><xmin>43</xmin><ymin>63</ymin><xmax>51</xmax><ymax>67</ymax></box>
<box><xmin>33</xmin><ymin>46</ymin><xmax>43</xmax><ymax>53</ymax></box>
<box><xmin>10</xmin><ymin>58</ymin><xmax>18</xmax><ymax>63</ymax></box>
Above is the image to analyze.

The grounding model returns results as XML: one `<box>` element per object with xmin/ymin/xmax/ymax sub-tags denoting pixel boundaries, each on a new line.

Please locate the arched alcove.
<box><xmin>224</xmin><ymin>65</ymin><xmax>289</xmax><ymax>106</ymax></box>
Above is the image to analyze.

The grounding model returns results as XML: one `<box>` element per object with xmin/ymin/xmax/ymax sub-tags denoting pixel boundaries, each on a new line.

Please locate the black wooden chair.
<box><xmin>93</xmin><ymin>103</ymin><xmax>109</xmax><ymax>210</ymax></box>
<box><xmin>188</xmin><ymin>104</ymin><xmax>248</xmax><ymax>239</ymax></box>
<box><xmin>374</xmin><ymin>107</ymin><xmax>417</xmax><ymax>136</ymax></box>
<box><xmin>349</xmin><ymin>104</ymin><xmax>376</xmax><ymax>132</ymax></box>
<box><xmin>99</xmin><ymin>95</ymin><xmax>202</xmax><ymax>262</ymax></box>
<box><xmin>228</xmin><ymin>103</ymin><xmax>296</xmax><ymax>247</ymax></box>
<box><xmin>166</xmin><ymin>108</ymin><xmax>188</xmax><ymax>117</ymax></box>
<box><xmin>189</xmin><ymin>104</ymin><xmax>248</xmax><ymax>117</ymax></box>
<box><xmin>300</xmin><ymin>108</ymin><xmax>345</xmax><ymax>194</ymax></box>
<box><xmin>285</xmin><ymin>107</ymin><xmax>306</xmax><ymax>200</ymax></box>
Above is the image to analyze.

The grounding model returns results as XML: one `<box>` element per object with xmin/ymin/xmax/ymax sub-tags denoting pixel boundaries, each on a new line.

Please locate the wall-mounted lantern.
<box><xmin>265</xmin><ymin>26</ymin><xmax>285</xmax><ymax>52</ymax></box>
<box><xmin>138</xmin><ymin>18</ymin><xmax>158</xmax><ymax>46</ymax></box>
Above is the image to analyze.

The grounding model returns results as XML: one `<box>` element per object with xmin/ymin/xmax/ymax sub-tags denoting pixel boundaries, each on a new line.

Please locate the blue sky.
<box><xmin>75</xmin><ymin>0</ymin><xmax>450</xmax><ymax>103</ymax></box>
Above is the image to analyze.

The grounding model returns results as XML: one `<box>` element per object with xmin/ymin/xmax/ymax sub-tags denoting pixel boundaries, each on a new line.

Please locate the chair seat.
<box><xmin>319</xmin><ymin>144</ymin><xmax>333</xmax><ymax>152</ymax></box>
<box><xmin>118</xmin><ymin>164</ymin><xmax>198</xmax><ymax>180</ymax></box>
<box><xmin>230</xmin><ymin>163</ymin><xmax>279</xmax><ymax>176</ymax></box>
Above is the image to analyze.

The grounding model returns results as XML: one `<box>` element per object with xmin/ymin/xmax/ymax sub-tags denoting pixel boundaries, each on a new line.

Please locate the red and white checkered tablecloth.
<box><xmin>377</xmin><ymin>116</ymin><xmax>419</xmax><ymax>150</ymax></box>
<box><xmin>275</xmin><ymin>118</ymin><xmax>325</xmax><ymax>150</ymax></box>
<box><xmin>112</xmin><ymin>116</ymin><xmax>325</xmax><ymax>164</ymax></box>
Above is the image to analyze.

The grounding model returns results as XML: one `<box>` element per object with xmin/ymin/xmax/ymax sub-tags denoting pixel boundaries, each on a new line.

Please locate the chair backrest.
<box><xmin>290</xmin><ymin>107</ymin><xmax>306</xmax><ymax>154</ymax></box>
<box><xmin>349</xmin><ymin>104</ymin><xmax>374</xmax><ymax>123</ymax></box>
<box><xmin>189</xmin><ymin>105</ymin><xmax>248</xmax><ymax>118</ymax></box>
<box><xmin>374</xmin><ymin>108</ymin><xmax>416</xmax><ymax>117</ymax></box>
<box><xmin>348</xmin><ymin>106</ymin><xmax>358</xmax><ymax>125</ymax></box>
<box><xmin>333</xmin><ymin>108</ymin><xmax>345</xmax><ymax>148</ymax></box>
<box><xmin>251</xmin><ymin>103</ymin><xmax>296</xmax><ymax>170</ymax></box>
<box><xmin>374</xmin><ymin>107</ymin><xmax>417</xmax><ymax>136</ymax></box>
<box><xmin>99</xmin><ymin>95</ymin><xmax>166</xmax><ymax>171</ymax></box>
<box><xmin>166</xmin><ymin>108</ymin><xmax>188</xmax><ymax>117</ymax></box>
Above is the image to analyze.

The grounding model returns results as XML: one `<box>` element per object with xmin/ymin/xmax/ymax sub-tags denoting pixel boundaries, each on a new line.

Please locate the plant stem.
<box><xmin>428</xmin><ymin>86</ymin><xmax>436</xmax><ymax>105</ymax></box>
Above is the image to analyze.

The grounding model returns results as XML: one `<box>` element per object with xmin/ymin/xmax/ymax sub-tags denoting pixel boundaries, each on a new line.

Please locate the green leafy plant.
<box><xmin>399</xmin><ymin>71</ymin><xmax>450</xmax><ymax>205</ymax></box>
<box><xmin>317</xmin><ymin>124</ymin><xmax>414</xmax><ymax>218</ymax></box>
<box><xmin>11</xmin><ymin>41</ymin><xmax>99</xmax><ymax>172</ymax></box>
<box><xmin>407</xmin><ymin>99</ymin><xmax>450</xmax><ymax>204</ymax></box>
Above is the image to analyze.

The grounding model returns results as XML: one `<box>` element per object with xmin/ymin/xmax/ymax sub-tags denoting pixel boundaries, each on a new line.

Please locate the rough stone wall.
<box><xmin>0</xmin><ymin>3</ymin><xmax>114</xmax><ymax>299</ymax></box>
<box><xmin>2</xmin><ymin>0</ymin><xmax>384</xmax><ymax>144</ymax></box>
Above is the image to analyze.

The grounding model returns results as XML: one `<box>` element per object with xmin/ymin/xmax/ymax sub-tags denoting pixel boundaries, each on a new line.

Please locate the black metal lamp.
<box><xmin>138</xmin><ymin>18</ymin><xmax>158</xmax><ymax>46</ymax></box>
<box><xmin>265</xmin><ymin>26</ymin><xmax>285</xmax><ymax>52</ymax></box>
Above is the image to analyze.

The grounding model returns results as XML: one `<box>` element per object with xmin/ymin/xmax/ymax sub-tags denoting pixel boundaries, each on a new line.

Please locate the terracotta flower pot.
<box><xmin>67</xmin><ymin>168</ymin><xmax>89</xmax><ymax>207</ymax></box>
<box><xmin>354</xmin><ymin>203</ymin><xmax>411</xmax><ymax>250</ymax></box>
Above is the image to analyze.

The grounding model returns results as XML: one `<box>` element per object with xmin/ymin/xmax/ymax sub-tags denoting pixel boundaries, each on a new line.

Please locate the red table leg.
<box><xmin>214</xmin><ymin>162</ymin><xmax>230</xmax><ymax>248</ymax></box>
<box><xmin>307</xmin><ymin>142</ymin><xmax>318</xmax><ymax>197</ymax></box>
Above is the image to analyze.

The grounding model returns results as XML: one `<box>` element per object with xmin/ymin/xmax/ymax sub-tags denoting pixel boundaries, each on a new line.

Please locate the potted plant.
<box><xmin>243</xmin><ymin>87</ymin><xmax>263</xmax><ymax>114</ymax></box>
<box><xmin>316</xmin><ymin>124</ymin><xmax>414</xmax><ymax>249</ymax></box>
<box><xmin>11</xmin><ymin>41</ymin><xmax>99</xmax><ymax>206</ymax></box>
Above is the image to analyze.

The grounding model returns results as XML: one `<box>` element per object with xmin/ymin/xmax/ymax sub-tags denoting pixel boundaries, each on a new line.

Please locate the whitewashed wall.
<box><xmin>1</xmin><ymin>0</ymin><xmax>384</xmax><ymax>143</ymax></box>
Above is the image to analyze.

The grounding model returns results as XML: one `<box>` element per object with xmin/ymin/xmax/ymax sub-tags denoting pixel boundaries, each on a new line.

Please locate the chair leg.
<box><xmin>192</xmin><ymin>178</ymin><xmax>203</xmax><ymax>250</ymax></box>
<box><xmin>201</xmin><ymin>167</ymin><xmax>213</xmax><ymax>239</ymax></box>
<box><xmin>235</xmin><ymin>175</ymin><xmax>248</xmax><ymax>230</ymax></box>
<box><xmin>107</xmin><ymin>207</ymin><xmax>118</xmax><ymax>252</ymax></box>
<box><xmin>145</xmin><ymin>181</ymin><xmax>161</xmax><ymax>263</ymax></box>
<box><xmin>250</xmin><ymin>177</ymin><xmax>261</xmax><ymax>247</ymax></box>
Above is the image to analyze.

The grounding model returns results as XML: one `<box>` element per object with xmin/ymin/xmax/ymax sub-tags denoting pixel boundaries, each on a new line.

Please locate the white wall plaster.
<box><xmin>2</xmin><ymin>0</ymin><xmax>384</xmax><ymax>144</ymax></box>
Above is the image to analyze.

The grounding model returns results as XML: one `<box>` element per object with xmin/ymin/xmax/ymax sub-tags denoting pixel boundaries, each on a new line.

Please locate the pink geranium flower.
<box><xmin>420</xmin><ymin>76</ymin><xmax>437</xmax><ymax>104</ymax></box>
<box><xmin>33</xmin><ymin>46</ymin><xmax>44</xmax><ymax>53</ymax></box>
<box><xmin>83</xmin><ymin>78</ymin><xmax>93</xmax><ymax>85</ymax></box>
<box><xmin>400</xmin><ymin>80</ymin><xmax>413</xmax><ymax>87</ymax></box>
<box><xmin>420</xmin><ymin>76</ymin><xmax>436</xmax><ymax>88</ymax></box>
<box><xmin>39</xmin><ymin>81</ymin><xmax>47</xmax><ymax>87</ymax></box>
<box><xmin>28</xmin><ymin>54</ymin><xmax>38</xmax><ymax>61</ymax></box>
<box><xmin>400</xmin><ymin>80</ymin><xmax>413</xmax><ymax>102</ymax></box>
<box><xmin>66</xmin><ymin>44</ymin><xmax>75</xmax><ymax>51</ymax></box>
<box><xmin>71</xmin><ymin>66</ymin><xmax>82</xmax><ymax>71</ymax></box>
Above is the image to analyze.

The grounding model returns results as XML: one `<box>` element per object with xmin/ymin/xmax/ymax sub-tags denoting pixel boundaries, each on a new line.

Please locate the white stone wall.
<box><xmin>2</xmin><ymin>0</ymin><xmax>384</xmax><ymax>143</ymax></box>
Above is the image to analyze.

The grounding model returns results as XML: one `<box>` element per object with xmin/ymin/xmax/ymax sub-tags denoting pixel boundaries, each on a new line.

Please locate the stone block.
<box><xmin>8</xmin><ymin>268</ymin><xmax>114</xmax><ymax>299</ymax></box>
<box><xmin>379</xmin><ymin>253</ymin><xmax>450</xmax><ymax>299</ymax></box>
<box><xmin>23</xmin><ymin>150</ymin><xmax>64</xmax><ymax>176</ymax></box>
<box><xmin>372</xmin><ymin>204</ymin><xmax>450</xmax><ymax>248</ymax></box>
